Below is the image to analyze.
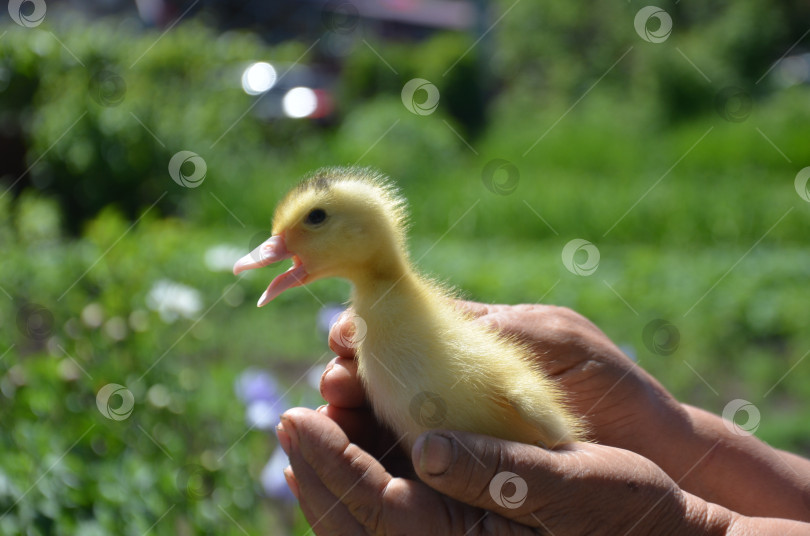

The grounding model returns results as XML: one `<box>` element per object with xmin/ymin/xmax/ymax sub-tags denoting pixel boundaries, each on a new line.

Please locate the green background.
<box><xmin>1</xmin><ymin>1</ymin><xmax>809</xmax><ymax>533</ymax></box>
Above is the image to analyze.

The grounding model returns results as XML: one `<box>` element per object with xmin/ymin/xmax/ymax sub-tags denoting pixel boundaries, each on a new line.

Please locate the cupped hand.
<box><xmin>277</xmin><ymin>407</ymin><xmax>728</xmax><ymax>536</ymax></box>
<box><xmin>288</xmin><ymin>303</ymin><xmax>810</xmax><ymax>533</ymax></box>
<box><xmin>451</xmin><ymin>302</ymin><xmax>691</xmax><ymax>457</ymax></box>
<box><xmin>323</xmin><ymin>303</ymin><xmax>694</xmax><ymax>478</ymax></box>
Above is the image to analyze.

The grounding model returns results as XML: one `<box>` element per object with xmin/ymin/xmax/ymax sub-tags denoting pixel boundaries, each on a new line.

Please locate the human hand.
<box><xmin>324</xmin><ymin>303</ymin><xmax>692</xmax><ymax>477</ymax></box>
<box><xmin>276</xmin><ymin>406</ymin><xmax>740</xmax><ymax>536</ymax></box>
<box><xmin>318</xmin><ymin>303</ymin><xmax>810</xmax><ymax>522</ymax></box>
<box><xmin>451</xmin><ymin>302</ymin><xmax>691</xmax><ymax>461</ymax></box>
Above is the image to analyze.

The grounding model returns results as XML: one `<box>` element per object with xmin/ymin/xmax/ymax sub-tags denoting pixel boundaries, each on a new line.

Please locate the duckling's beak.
<box><xmin>232</xmin><ymin>235</ymin><xmax>309</xmax><ymax>307</ymax></box>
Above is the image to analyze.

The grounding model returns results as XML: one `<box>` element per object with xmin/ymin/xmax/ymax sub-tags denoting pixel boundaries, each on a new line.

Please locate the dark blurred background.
<box><xmin>1</xmin><ymin>0</ymin><xmax>809</xmax><ymax>534</ymax></box>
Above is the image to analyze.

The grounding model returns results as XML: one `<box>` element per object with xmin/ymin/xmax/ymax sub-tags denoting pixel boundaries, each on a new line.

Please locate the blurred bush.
<box><xmin>3</xmin><ymin>2</ymin><xmax>808</xmax><ymax>244</ymax></box>
<box><xmin>0</xmin><ymin>192</ymin><xmax>326</xmax><ymax>534</ymax></box>
<box><xmin>1</xmin><ymin>18</ymin><xmax>314</xmax><ymax>233</ymax></box>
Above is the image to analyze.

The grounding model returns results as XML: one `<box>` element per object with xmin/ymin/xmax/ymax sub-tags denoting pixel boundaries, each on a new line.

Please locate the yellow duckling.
<box><xmin>234</xmin><ymin>167</ymin><xmax>584</xmax><ymax>449</ymax></box>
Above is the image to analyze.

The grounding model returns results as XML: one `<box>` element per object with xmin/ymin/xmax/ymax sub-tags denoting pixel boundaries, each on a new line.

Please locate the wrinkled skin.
<box><xmin>275</xmin><ymin>301</ymin><xmax>810</xmax><ymax>535</ymax></box>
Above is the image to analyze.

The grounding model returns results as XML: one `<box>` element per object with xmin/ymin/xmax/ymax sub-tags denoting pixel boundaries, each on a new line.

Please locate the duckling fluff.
<box><xmin>234</xmin><ymin>167</ymin><xmax>584</xmax><ymax>449</ymax></box>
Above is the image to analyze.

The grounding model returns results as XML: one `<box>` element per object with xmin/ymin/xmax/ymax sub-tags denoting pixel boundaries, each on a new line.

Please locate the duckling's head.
<box><xmin>233</xmin><ymin>167</ymin><xmax>409</xmax><ymax>306</ymax></box>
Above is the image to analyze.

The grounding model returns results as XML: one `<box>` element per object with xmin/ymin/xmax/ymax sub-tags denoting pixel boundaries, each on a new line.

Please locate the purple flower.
<box><xmin>235</xmin><ymin>369</ymin><xmax>286</xmax><ymax>430</ymax></box>
<box><xmin>261</xmin><ymin>445</ymin><xmax>295</xmax><ymax>502</ymax></box>
<box><xmin>235</xmin><ymin>369</ymin><xmax>281</xmax><ymax>405</ymax></box>
<box><xmin>246</xmin><ymin>400</ymin><xmax>282</xmax><ymax>431</ymax></box>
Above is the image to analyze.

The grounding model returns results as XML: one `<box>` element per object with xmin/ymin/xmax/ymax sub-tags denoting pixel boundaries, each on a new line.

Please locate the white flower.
<box><xmin>204</xmin><ymin>244</ymin><xmax>246</xmax><ymax>272</ymax></box>
<box><xmin>146</xmin><ymin>279</ymin><xmax>202</xmax><ymax>323</ymax></box>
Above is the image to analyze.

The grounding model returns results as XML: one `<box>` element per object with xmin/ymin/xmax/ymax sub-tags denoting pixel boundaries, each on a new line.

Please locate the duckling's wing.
<box><xmin>483</xmin><ymin>393</ymin><xmax>550</xmax><ymax>447</ymax></box>
<box><xmin>486</xmin><ymin>391</ymin><xmax>579</xmax><ymax>448</ymax></box>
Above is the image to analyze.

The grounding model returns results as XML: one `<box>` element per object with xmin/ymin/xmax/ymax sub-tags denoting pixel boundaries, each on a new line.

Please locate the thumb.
<box><xmin>411</xmin><ymin>431</ymin><xmax>568</xmax><ymax>521</ymax></box>
<box><xmin>411</xmin><ymin>432</ymin><xmax>691</xmax><ymax>536</ymax></box>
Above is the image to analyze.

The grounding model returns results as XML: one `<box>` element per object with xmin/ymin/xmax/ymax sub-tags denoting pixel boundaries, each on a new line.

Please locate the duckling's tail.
<box><xmin>512</xmin><ymin>396</ymin><xmax>587</xmax><ymax>448</ymax></box>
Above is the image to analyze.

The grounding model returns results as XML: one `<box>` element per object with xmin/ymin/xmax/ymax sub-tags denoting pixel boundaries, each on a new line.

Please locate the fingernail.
<box><xmin>418</xmin><ymin>433</ymin><xmax>452</xmax><ymax>476</ymax></box>
<box><xmin>316</xmin><ymin>404</ymin><xmax>327</xmax><ymax>413</ymax></box>
<box><xmin>279</xmin><ymin>414</ymin><xmax>298</xmax><ymax>451</ymax></box>
<box><xmin>283</xmin><ymin>466</ymin><xmax>300</xmax><ymax>500</ymax></box>
<box><xmin>320</xmin><ymin>363</ymin><xmax>335</xmax><ymax>389</ymax></box>
<box><xmin>276</xmin><ymin>422</ymin><xmax>291</xmax><ymax>455</ymax></box>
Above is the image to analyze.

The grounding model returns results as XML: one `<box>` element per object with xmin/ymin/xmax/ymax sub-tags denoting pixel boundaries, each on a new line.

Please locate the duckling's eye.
<box><xmin>305</xmin><ymin>208</ymin><xmax>327</xmax><ymax>226</ymax></box>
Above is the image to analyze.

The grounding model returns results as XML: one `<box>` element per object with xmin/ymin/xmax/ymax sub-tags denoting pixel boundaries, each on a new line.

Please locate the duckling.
<box><xmin>233</xmin><ymin>167</ymin><xmax>584</xmax><ymax>450</ymax></box>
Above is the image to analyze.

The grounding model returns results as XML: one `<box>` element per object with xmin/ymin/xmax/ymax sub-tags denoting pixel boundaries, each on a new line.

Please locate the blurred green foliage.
<box><xmin>1</xmin><ymin>0</ymin><xmax>809</xmax><ymax>533</ymax></box>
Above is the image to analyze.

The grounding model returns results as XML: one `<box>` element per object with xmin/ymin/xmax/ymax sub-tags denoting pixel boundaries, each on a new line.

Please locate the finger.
<box><xmin>320</xmin><ymin>356</ymin><xmax>365</xmax><ymax>408</ymax></box>
<box><xmin>280</xmin><ymin>467</ymin><xmax>327</xmax><ymax>533</ymax></box>
<box><xmin>287</xmin><ymin>455</ymin><xmax>364</xmax><ymax>535</ymax></box>
<box><xmin>452</xmin><ymin>301</ymin><xmax>521</xmax><ymax>334</ymax></box>
<box><xmin>316</xmin><ymin>405</ymin><xmax>380</xmax><ymax>452</ymax></box>
<box><xmin>318</xmin><ymin>405</ymin><xmax>414</xmax><ymax>478</ymax></box>
<box><xmin>287</xmin><ymin>408</ymin><xmax>534</xmax><ymax>535</ymax></box>
<box><xmin>328</xmin><ymin>311</ymin><xmax>359</xmax><ymax>357</ymax></box>
<box><xmin>282</xmin><ymin>411</ymin><xmax>368</xmax><ymax>535</ymax></box>
<box><xmin>411</xmin><ymin>430</ymin><xmax>572</xmax><ymax>525</ymax></box>
<box><xmin>282</xmin><ymin>407</ymin><xmax>395</xmax><ymax>532</ymax></box>
<box><xmin>451</xmin><ymin>299</ymin><xmax>492</xmax><ymax>318</ymax></box>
